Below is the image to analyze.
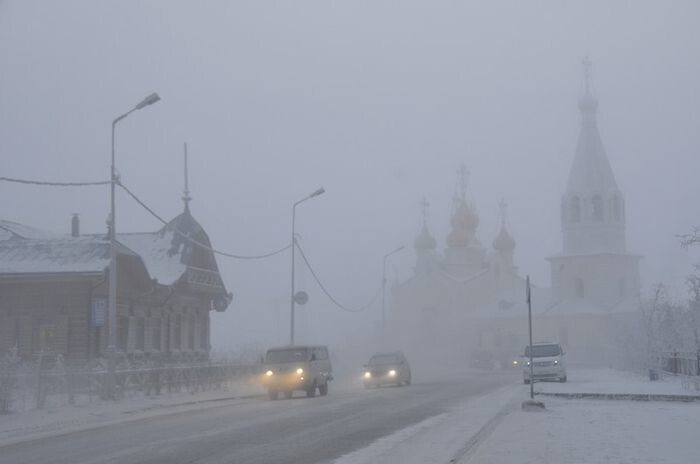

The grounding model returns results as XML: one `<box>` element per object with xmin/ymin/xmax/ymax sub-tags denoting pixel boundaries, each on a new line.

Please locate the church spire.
<box><xmin>182</xmin><ymin>142</ymin><xmax>192</xmax><ymax>213</ymax></box>
<box><xmin>493</xmin><ymin>198</ymin><xmax>515</xmax><ymax>252</ymax></box>
<box><xmin>415</xmin><ymin>196</ymin><xmax>436</xmax><ymax>251</ymax></box>
<box><xmin>566</xmin><ymin>57</ymin><xmax>617</xmax><ymax>194</ymax></box>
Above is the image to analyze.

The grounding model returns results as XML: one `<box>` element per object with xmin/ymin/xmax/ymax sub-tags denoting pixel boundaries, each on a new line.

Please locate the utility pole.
<box><xmin>106</xmin><ymin>92</ymin><xmax>160</xmax><ymax>399</ymax></box>
<box><xmin>527</xmin><ymin>274</ymin><xmax>534</xmax><ymax>400</ymax></box>
<box><xmin>290</xmin><ymin>187</ymin><xmax>325</xmax><ymax>345</ymax></box>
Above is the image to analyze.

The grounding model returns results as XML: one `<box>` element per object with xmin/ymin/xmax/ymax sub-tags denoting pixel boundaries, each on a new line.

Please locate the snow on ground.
<box><xmin>465</xmin><ymin>397</ymin><xmax>700</xmax><ymax>464</ymax></box>
<box><xmin>331</xmin><ymin>385</ymin><xmax>521</xmax><ymax>464</ymax></box>
<box><xmin>0</xmin><ymin>379</ymin><xmax>265</xmax><ymax>447</ymax></box>
<box><xmin>332</xmin><ymin>369</ymin><xmax>700</xmax><ymax>464</ymax></box>
<box><xmin>535</xmin><ymin>368</ymin><xmax>700</xmax><ymax>395</ymax></box>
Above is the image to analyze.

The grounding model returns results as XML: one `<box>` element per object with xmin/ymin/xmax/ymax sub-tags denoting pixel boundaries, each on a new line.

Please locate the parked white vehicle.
<box><xmin>523</xmin><ymin>342</ymin><xmax>567</xmax><ymax>383</ymax></box>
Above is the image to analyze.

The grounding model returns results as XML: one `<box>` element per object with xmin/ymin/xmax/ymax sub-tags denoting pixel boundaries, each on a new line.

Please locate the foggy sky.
<box><xmin>1</xmin><ymin>1</ymin><xmax>699</xmax><ymax>350</ymax></box>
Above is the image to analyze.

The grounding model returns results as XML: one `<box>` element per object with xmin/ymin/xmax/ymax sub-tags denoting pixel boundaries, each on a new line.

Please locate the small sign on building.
<box><xmin>92</xmin><ymin>297</ymin><xmax>107</xmax><ymax>327</ymax></box>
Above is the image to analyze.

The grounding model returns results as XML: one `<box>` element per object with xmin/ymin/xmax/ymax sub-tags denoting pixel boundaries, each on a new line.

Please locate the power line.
<box><xmin>118</xmin><ymin>181</ymin><xmax>291</xmax><ymax>260</ymax></box>
<box><xmin>0</xmin><ymin>176</ymin><xmax>110</xmax><ymax>186</ymax></box>
<box><xmin>295</xmin><ymin>240</ymin><xmax>381</xmax><ymax>313</ymax></box>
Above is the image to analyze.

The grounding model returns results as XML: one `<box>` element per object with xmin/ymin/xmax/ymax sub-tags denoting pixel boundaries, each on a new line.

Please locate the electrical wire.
<box><xmin>0</xmin><ymin>177</ymin><xmax>111</xmax><ymax>186</ymax></box>
<box><xmin>295</xmin><ymin>240</ymin><xmax>381</xmax><ymax>313</ymax></box>
<box><xmin>118</xmin><ymin>181</ymin><xmax>291</xmax><ymax>260</ymax></box>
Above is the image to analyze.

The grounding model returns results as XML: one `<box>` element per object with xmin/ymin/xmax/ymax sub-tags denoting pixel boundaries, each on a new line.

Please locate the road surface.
<box><xmin>0</xmin><ymin>370</ymin><xmax>516</xmax><ymax>464</ymax></box>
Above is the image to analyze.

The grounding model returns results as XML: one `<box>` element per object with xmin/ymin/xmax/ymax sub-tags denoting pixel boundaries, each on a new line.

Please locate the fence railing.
<box><xmin>0</xmin><ymin>361</ymin><xmax>262</xmax><ymax>414</ymax></box>
<box><xmin>651</xmin><ymin>351</ymin><xmax>700</xmax><ymax>377</ymax></box>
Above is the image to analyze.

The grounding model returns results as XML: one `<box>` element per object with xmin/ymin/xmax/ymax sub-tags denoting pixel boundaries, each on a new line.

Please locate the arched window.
<box><xmin>613</xmin><ymin>196</ymin><xmax>622</xmax><ymax>221</ymax></box>
<box><xmin>575</xmin><ymin>278</ymin><xmax>585</xmax><ymax>298</ymax></box>
<box><xmin>592</xmin><ymin>195</ymin><xmax>604</xmax><ymax>221</ymax></box>
<box><xmin>570</xmin><ymin>196</ymin><xmax>581</xmax><ymax>223</ymax></box>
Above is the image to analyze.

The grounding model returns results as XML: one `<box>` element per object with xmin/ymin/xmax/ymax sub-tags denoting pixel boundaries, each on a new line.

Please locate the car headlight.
<box><xmin>296</xmin><ymin>368</ymin><xmax>304</xmax><ymax>375</ymax></box>
<box><xmin>389</xmin><ymin>370</ymin><xmax>397</xmax><ymax>377</ymax></box>
<box><xmin>526</xmin><ymin>361</ymin><xmax>531</xmax><ymax>366</ymax></box>
<box><xmin>553</xmin><ymin>360</ymin><xmax>558</xmax><ymax>365</ymax></box>
<box><xmin>364</xmin><ymin>372</ymin><xmax>371</xmax><ymax>379</ymax></box>
<box><xmin>512</xmin><ymin>360</ymin><xmax>518</xmax><ymax>366</ymax></box>
<box><xmin>265</xmin><ymin>370</ymin><xmax>274</xmax><ymax>376</ymax></box>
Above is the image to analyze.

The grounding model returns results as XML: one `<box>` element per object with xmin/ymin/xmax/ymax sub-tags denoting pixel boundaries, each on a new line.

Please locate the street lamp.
<box><xmin>290</xmin><ymin>187</ymin><xmax>325</xmax><ymax>345</ymax></box>
<box><xmin>381</xmin><ymin>245</ymin><xmax>405</xmax><ymax>340</ymax></box>
<box><xmin>106</xmin><ymin>92</ymin><xmax>161</xmax><ymax>399</ymax></box>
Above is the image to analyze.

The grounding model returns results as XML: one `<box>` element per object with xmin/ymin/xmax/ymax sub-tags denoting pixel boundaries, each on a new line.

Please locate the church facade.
<box><xmin>390</xmin><ymin>60</ymin><xmax>641</xmax><ymax>367</ymax></box>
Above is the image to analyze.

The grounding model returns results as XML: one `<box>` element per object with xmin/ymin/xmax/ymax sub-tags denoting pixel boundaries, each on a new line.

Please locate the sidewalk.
<box><xmin>535</xmin><ymin>367</ymin><xmax>700</xmax><ymax>397</ymax></box>
<box><xmin>0</xmin><ymin>379</ymin><xmax>265</xmax><ymax>447</ymax></box>
<box><xmin>463</xmin><ymin>368</ymin><xmax>700</xmax><ymax>463</ymax></box>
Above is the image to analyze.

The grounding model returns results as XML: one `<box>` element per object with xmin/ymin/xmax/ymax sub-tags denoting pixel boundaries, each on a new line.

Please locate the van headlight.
<box><xmin>512</xmin><ymin>360</ymin><xmax>518</xmax><ymax>366</ymax></box>
<box><xmin>389</xmin><ymin>370</ymin><xmax>397</xmax><ymax>377</ymax></box>
<box><xmin>526</xmin><ymin>361</ymin><xmax>531</xmax><ymax>366</ymax></box>
<box><xmin>296</xmin><ymin>368</ymin><xmax>304</xmax><ymax>375</ymax></box>
<box><xmin>553</xmin><ymin>360</ymin><xmax>559</xmax><ymax>365</ymax></box>
<box><xmin>364</xmin><ymin>372</ymin><xmax>371</xmax><ymax>379</ymax></box>
<box><xmin>265</xmin><ymin>370</ymin><xmax>274</xmax><ymax>376</ymax></box>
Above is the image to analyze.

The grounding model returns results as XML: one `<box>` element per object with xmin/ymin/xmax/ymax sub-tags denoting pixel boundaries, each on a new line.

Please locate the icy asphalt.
<box><xmin>0</xmin><ymin>370</ymin><xmax>516</xmax><ymax>464</ymax></box>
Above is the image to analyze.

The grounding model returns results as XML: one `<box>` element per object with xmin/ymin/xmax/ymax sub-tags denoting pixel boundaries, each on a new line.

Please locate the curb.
<box><xmin>535</xmin><ymin>392</ymin><xmax>700</xmax><ymax>402</ymax></box>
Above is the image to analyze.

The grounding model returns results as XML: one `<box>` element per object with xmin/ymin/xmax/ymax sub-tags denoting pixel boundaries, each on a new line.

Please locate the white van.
<box><xmin>523</xmin><ymin>342</ymin><xmax>567</xmax><ymax>383</ymax></box>
<box><xmin>261</xmin><ymin>345</ymin><xmax>333</xmax><ymax>400</ymax></box>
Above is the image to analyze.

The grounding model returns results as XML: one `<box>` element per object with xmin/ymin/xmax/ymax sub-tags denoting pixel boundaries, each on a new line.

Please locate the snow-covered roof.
<box><xmin>118</xmin><ymin>231</ymin><xmax>187</xmax><ymax>286</ymax></box>
<box><xmin>0</xmin><ymin>214</ymin><xmax>226</xmax><ymax>298</ymax></box>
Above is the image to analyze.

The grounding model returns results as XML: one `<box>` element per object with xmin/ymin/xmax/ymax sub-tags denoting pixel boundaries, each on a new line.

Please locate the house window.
<box><xmin>570</xmin><ymin>196</ymin><xmax>581</xmax><ymax>223</ymax></box>
<box><xmin>151</xmin><ymin>318</ymin><xmax>161</xmax><ymax>351</ymax></box>
<box><xmin>117</xmin><ymin>316</ymin><xmax>128</xmax><ymax>351</ymax></box>
<box><xmin>173</xmin><ymin>313</ymin><xmax>182</xmax><ymax>350</ymax></box>
<box><xmin>33</xmin><ymin>324</ymin><xmax>56</xmax><ymax>353</ymax></box>
<box><xmin>134</xmin><ymin>317</ymin><xmax>145</xmax><ymax>351</ymax></box>
<box><xmin>575</xmin><ymin>278</ymin><xmax>585</xmax><ymax>298</ymax></box>
<box><xmin>188</xmin><ymin>314</ymin><xmax>195</xmax><ymax>350</ymax></box>
<box><xmin>200</xmin><ymin>313</ymin><xmax>208</xmax><ymax>350</ymax></box>
<box><xmin>592</xmin><ymin>195</ymin><xmax>604</xmax><ymax>221</ymax></box>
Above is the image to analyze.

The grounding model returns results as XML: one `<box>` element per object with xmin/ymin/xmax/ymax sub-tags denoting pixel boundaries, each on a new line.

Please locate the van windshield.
<box><xmin>266</xmin><ymin>348</ymin><xmax>308</xmax><ymax>363</ymax></box>
<box><xmin>369</xmin><ymin>355</ymin><xmax>399</xmax><ymax>365</ymax></box>
<box><xmin>524</xmin><ymin>344</ymin><xmax>561</xmax><ymax>358</ymax></box>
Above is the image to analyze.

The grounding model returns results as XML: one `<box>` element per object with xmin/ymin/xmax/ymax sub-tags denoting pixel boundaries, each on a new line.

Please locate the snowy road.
<box><xmin>0</xmin><ymin>370</ymin><xmax>516</xmax><ymax>464</ymax></box>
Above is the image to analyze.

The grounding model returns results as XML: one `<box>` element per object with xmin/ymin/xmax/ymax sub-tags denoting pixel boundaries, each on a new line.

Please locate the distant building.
<box><xmin>0</xmin><ymin>172</ymin><xmax>231</xmax><ymax>365</ymax></box>
<box><xmin>390</xmin><ymin>59</ymin><xmax>642</xmax><ymax>367</ymax></box>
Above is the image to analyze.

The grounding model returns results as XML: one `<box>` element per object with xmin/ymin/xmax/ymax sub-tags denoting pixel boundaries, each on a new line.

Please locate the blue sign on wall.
<box><xmin>92</xmin><ymin>297</ymin><xmax>107</xmax><ymax>327</ymax></box>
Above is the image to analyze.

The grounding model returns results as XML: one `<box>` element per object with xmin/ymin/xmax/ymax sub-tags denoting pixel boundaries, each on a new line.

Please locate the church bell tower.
<box><xmin>548</xmin><ymin>58</ymin><xmax>641</xmax><ymax>309</ymax></box>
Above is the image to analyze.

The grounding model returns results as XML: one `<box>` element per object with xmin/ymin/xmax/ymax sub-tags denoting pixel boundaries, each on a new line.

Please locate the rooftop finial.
<box><xmin>457</xmin><ymin>164</ymin><xmax>468</xmax><ymax>202</ymax></box>
<box><xmin>499</xmin><ymin>198</ymin><xmax>508</xmax><ymax>228</ymax></box>
<box><xmin>582</xmin><ymin>55</ymin><xmax>593</xmax><ymax>96</ymax></box>
<box><xmin>182</xmin><ymin>142</ymin><xmax>192</xmax><ymax>212</ymax></box>
<box><xmin>420</xmin><ymin>196</ymin><xmax>430</xmax><ymax>226</ymax></box>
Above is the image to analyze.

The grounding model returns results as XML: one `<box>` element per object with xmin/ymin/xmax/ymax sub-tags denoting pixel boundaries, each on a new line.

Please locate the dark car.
<box><xmin>363</xmin><ymin>352</ymin><xmax>411</xmax><ymax>388</ymax></box>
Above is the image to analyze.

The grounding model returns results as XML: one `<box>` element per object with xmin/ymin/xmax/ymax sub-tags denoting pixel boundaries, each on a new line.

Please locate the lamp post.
<box><xmin>290</xmin><ymin>187</ymin><xmax>325</xmax><ymax>345</ymax></box>
<box><xmin>106</xmin><ymin>92</ymin><xmax>160</xmax><ymax>399</ymax></box>
<box><xmin>381</xmin><ymin>245</ymin><xmax>404</xmax><ymax>340</ymax></box>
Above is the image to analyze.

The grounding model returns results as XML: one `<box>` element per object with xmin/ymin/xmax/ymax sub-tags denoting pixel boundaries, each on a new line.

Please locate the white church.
<box><xmin>390</xmin><ymin>59</ymin><xmax>642</xmax><ymax>367</ymax></box>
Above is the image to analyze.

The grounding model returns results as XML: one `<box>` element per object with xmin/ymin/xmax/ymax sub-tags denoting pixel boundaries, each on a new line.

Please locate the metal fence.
<box><xmin>0</xmin><ymin>358</ymin><xmax>261</xmax><ymax>414</ymax></box>
<box><xmin>651</xmin><ymin>351</ymin><xmax>700</xmax><ymax>377</ymax></box>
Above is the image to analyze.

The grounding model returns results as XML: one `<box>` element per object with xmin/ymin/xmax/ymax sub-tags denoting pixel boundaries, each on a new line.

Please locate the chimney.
<box><xmin>71</xmin><ymin>213</ymin><xmax>80</xmax><ymax>237</ymax></box>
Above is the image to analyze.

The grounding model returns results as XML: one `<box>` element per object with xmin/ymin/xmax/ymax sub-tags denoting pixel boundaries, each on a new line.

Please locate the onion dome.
<box><xmin>578</xmin><ymin>93</ymin><xmax>598</xmax><ymax>115</ymax></box>
<box><xmin>454</xmin><ymin>200</ymin><xmax>479</xmax><ymax>231</ymax></box>
<box><xmin>493</xmin><ymin>226</ymin><xmax>515</xmax><ymax>252</ymax></box>
<box><xmin>414</xmin><ymin>224</ymin><xmax>437</xmax><ymax>251</ymax></box>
